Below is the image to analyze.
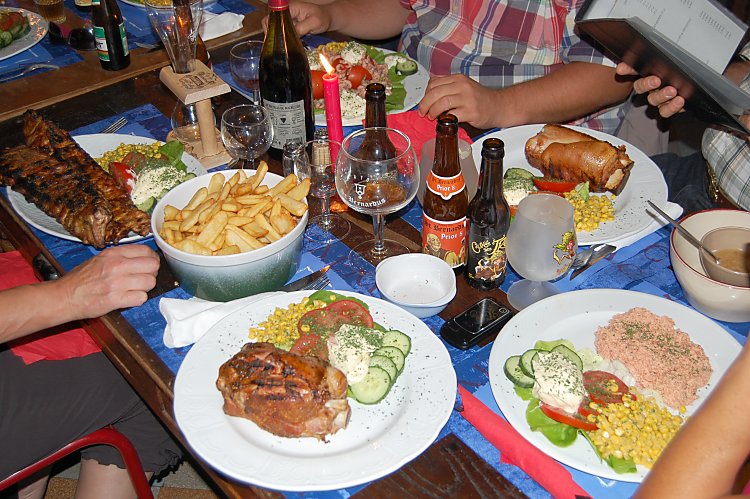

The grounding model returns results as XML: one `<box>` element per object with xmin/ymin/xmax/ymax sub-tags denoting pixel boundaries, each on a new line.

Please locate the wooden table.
<box><xmin>0</xmin><ymin>41</ymin><xmax>527</xmax><ymax>498</ymax></box>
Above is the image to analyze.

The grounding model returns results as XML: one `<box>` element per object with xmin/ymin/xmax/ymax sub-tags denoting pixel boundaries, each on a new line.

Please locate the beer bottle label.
<box><xmin>264</xmin><ymin>99</ymin><xmax>307</xmax><ymax>149</ymax></box>
<box><xmin>93</xmin><ymin>26</ymin><xmax>109</xmax><ymax>61</ymax></box>
<box><xmin>426</xmin><ymin>171</ymin><xmax>465</xmax><ymax>201</ymax></box>
<box><xmin>422</xmin><ymin>213</ymin><xmax>467</xmax><ymax>268</ymax></box>
<box><xmin>467</xmin><ymin>234</ymin><xmax>507</xmax><ymax>283</ymax></box>
<box><xmin>119</xmin><ymin>24</ymin><xmax>129</xmax><ymax>56</ymax></box>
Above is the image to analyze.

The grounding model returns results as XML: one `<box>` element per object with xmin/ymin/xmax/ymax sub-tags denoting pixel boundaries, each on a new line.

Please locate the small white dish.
<box><xmin>375</xmin><ymin>253</ymin><xmax>456</xmax><ymax>318</ymax></box>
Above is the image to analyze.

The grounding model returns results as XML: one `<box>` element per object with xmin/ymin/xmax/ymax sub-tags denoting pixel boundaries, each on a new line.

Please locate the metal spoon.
<box><xmin>647</xmin><ymin>200</ymin><xmax>720</xmax><ymax>265</ymax></box>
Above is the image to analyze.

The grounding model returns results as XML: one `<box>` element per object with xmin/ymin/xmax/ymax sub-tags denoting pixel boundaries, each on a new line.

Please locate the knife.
<box><xmin>569</xmin><ymin>244</ymin><xmax>616</xmax><ymax>280</ymax></box>
<box><xmin>279</xmin><ymin>265</ymin><xmax>330</xmax><ymax>292</ymax></box>
<box><xmin>0</xmin><ymin>63</ymin><xmax>58</xmax><ymax>83</ymax></box>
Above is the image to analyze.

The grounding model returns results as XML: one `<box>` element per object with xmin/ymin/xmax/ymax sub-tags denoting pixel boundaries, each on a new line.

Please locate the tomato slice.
<box><xmin>298</xmin><ymin>299</ymin><xmax>374</xmax><ymax>338</ymax></box>
<box><xmin>346</xmin><ymin>65</ymin><xmax>372</xmax><ymax>89</ymax></box>
<box><xmin>311</xmin><ymin>69</ymin><xmax>325</xmax><ymax>100</ymax></box>
<box><xmin>578</xmin><ymin>395</ymin><xmax>596</xmax><ymax>418</ymax></box>
<box><xmin>0</xmin><ymin>16</ymin><xmax>12</xmax><ymax>31</ymax></box>
<box><xmin>110</xmin><ymin>162</ymin><xmax>136</xmax><ymax>194</ymax></box>
<box><xmin>332</xmin><ymin>57</ymin><xmax>350</xmax><ymax>74</ymax></box>
<box><xmin>583</xmin><ymin>370</ymin><xmax>630</xmax><ymax>406</ymax></box>
<box><xmin>532</xmin><ymin>178</ymin><xmax>579</xmax><ymax>193</ymax></box>
<box><xmin>121</xmin><ymin>151</ymin><xmax>148</xmax><ymax>173</ymax></box>
<box><xmin>540</xmin><ymin>402</ymin><xmax>598</xmax><ymax>431</ymax></box>
<box><xmin>290</xmin><ymin>333</ymin><xmax>329</xmax><ymax>361</ymax></box>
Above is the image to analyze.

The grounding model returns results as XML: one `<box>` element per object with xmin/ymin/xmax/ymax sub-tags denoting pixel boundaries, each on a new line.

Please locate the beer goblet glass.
<box><xmin>335</xmin><ymin>128</ymin><xmax>419</xmax><ymax>267</ymax></box>
<box><xmin>506</xmin><ymin>193</ymin><xmax>577</xmax><ymax>310</ymax></box>
<box><xmin>144</xmin><ymin>0</ymin><xmax>204</xmax><ymax>74</ymax></box>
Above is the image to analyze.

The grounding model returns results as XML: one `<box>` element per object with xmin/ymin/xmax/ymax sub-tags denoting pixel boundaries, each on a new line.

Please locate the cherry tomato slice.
<box><xmin>540</xmin><ymin>402</ymin><xmax>598</xmax><ymax>431</ymax></box>
<box><xmin>532</xmin><ymin>178</ymin><xmax>579</xmax><ymax>193</ymax></box>
<box><xmin>331</xmin><ymin>57</ymin><xmax>350</xmax><ymax>74</ymax></box>
<box><xmin>298</xmin><ymin>299</ymin><xmax>374</xmax><ymax>338</ymax></box>
<box><xmin>290</xmin><ymin>332</ymin><xmax>329</xmax><ymax>361</ymax></box>
<box><xmin>583</xmin><ymin>370</ymin><xmax>630</xmax><ymax>406</ymax></box>
<box><xmin>311</xmin><ymin>70</ymin><xmax>325</xmax><ymax>100</ymax></box>
<box><xmin>346</xmin><ymin>65</ymin><xmax>372</xmax><ymax>89</ymax></box>
<box><xmin>0</xmin><ymin>16</ymin><xmax>13</xmax><ymax>31</ymax></box>
<box><xmin>110</xmin><ymin>162</ymin><xmax>136</xmax><ymax>194</ymax></box>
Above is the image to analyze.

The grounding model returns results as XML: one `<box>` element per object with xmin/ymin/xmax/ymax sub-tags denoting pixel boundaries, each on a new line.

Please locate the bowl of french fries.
<box><xmin>151</xmin><ymin>165</ymin><xmax>310</xmax><ymax>302</ymax></box>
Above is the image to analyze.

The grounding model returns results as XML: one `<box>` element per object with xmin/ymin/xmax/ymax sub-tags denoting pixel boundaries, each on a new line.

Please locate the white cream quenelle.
<box><xmin>531</xmin><ymin>350</ymin><xmax>585</xmax><ymax>415</ymax></box>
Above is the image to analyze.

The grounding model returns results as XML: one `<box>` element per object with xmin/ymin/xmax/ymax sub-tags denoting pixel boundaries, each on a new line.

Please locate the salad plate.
<box><xmin>173</xmin><ymin>290</ymin><xmax>456</xmax><ymax>491</ymax></box>
<box><xmin>471</xmin><ymin>125</ymin><xmax>668</xmax><ymax>246</ymax></box>
<box><xmin>0</xmin><ymin>8</ymin><xmax>48</xmax><ymax>62</ymax></box>
<box><xmin>7</xmin><ymin>133</ymin><xmax>206</xmax><ymax>244</ymax></box>
<box><xmin>488</xmin><ymin>289</ymin><xmax>741</xmax><ymax>482</ymax></box>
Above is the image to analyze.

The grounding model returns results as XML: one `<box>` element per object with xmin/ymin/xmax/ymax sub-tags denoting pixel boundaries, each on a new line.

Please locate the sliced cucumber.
<box><xmin>395</xmin><ymin>59</ymin><xmax>418</xmax><ymax>76</ymax></box>
<box><xmin>137</xmin><ymin>196</ymin><xmax>156</xmax><ymax>213</ymax></box>
<box><xmin>370</xmin><ymin>354</ymin><xmax>398</xmax><ymax>382</ymax></box>
<box><xmin>373</xmin><ymin>346</ymin><xmax>405</xmax><ymax>374</ymax></box>
<box><xmin>381</xmin><ymin>329</ymin><xmax>411</xmax><ymax>357</ymax></box>
<box><xmin>504</xmin><ymin>355</ymin><xmax>535</xmax><ymax>389</ymax></box>
<box><xmin>383</xmin><ymin>53</ymin><xmax>408</xmax><ymax>69</ymax></box>
<box><xmin>552</xmin><ymin>344</ymin><xmax>583</xmax><ymax>371</ymax></box>
<box><xmin>350</xmin><ymin>366</ymin><xmax>392</xmax><ymax>404</ymax></box>
<box><xmin>519</xmin><ymin>348</ymin><xmax>539</xmax><ymax>378</ymax></box>
<box><xmin>0</xmin><ymin>31</ymin><xmax>11</xmax><ymax>47</ymax></box>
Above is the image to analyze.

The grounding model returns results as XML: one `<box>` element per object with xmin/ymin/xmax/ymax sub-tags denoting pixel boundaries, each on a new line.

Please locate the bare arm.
<box><xmin>0</xmin><ymin>245</ymin><xmax>159</xmax><ymax>343</ymax></box>
<box><xmin>635</xmin><ymin>341</ymin><xmax>750</xmax><ymax>499</ymax></box>
<box><xmin>419</xmin><ymin>62</ymin><xmax>634</xmax><ymax>129</ymax></box>
<box><xmin>287</xmin><ymin>0</ymin><xmax>408</xmax><ymax>39</ymax></box>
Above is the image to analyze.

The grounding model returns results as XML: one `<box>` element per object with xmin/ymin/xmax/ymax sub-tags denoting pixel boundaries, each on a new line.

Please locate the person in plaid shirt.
<box><xmin>616</xmin><ymin>43</ymin><xmax>750</xmax><ymax>212</ymax></box>
<box><xmin>286</xmin><ymin>0</ymin><xmax>634</xmax><ymax>134</ymax></box>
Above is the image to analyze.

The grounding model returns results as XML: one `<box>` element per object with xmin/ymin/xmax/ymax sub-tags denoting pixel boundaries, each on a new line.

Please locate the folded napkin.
<box><xmin>384</xmin><ymin>110</ymin><xmax>473</xmax><ymax>162</ymax></box>
<box><xmin>610</xmin><ymin>201</ymin><xmax>683</xmax><ymax>249</ymax></box>
<box><xmin>1</xmin><ymin>251</ymin><xmax>100</xmax><ymax>365</ymax></box>
<box><xmin>160</xmin><ymin>292</ymin><xmax>281</xmax><ymax>348</ymax></box>
<box><xmin>457</xmin><ymin>385</ymin><xmax>592</xmax><ymax>499</ymax></box>
<box><xmin>199</xmin><ymin>12</ymin><xmax>245</xmax><ymax>42</ymax></box>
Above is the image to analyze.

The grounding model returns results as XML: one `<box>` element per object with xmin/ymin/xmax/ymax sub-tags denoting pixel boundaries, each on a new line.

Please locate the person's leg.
<box><xmin>75</xmin><ymin>459</ymin><xmax>153</xmax><ymax>499</ymax></box>
<box><xmin>16</xmin><ymin>471</ymin><xmax>49</xmax><ymax>499</ymax></box>
<box><xmin>651</xmin><ymin>152</ymin><xmax>716</xmax><ymax>213</ymax></box>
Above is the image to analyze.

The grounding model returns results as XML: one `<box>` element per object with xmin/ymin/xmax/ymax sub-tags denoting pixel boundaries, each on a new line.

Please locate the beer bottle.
<box><xmin>421</xmin><ymin>113</ymin><xmax>468</xmax><ymax>270</ymax></box>
<box><xmin>92</xmin><ymin>0</ymin><xmax>130</xmax><ymax>71</ymax></box>
<box><xmin>196</xmin><ymin>34</ymin><xmax>211</xmax><ymax>69</ymax></box>
<box><xmin>356</xmin><ymin>83</ymin><xmax>396</xmax><ymax>160</ymax></box>
<box><xmin>465</xmin><ymin>138</ymin><xmax>511</xmax><ymax>289</ymax></box>
<box><xmin>260</xmin><ymin>0</ymin><xmax>315</xmax><ymax>159</ymax></box>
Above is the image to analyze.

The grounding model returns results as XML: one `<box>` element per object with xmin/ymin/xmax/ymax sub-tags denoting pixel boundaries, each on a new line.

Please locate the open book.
<box><xmin>576</xmin><ymin>0</ymin><xmax>750</xmax><ymax>135</ymax></box>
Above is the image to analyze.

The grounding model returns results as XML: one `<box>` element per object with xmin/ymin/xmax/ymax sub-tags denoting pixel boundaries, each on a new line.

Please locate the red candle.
<box><xmin>319</xmin><ymin>54</ymin><xmax>343</xmax><ymax>165</ymax></box>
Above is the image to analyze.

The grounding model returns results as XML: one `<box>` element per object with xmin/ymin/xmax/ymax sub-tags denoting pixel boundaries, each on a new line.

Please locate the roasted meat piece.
<box><xmin>524</xmin><ymin>124</ymin><xmax>635</xmax><ymax>194</ymax></box>
<box><xmin>216</xmin><ymin>342</ymin><xmax>350</xmax><ymax>440</ymax></box>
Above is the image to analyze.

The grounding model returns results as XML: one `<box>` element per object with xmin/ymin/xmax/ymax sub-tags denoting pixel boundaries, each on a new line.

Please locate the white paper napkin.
<box><xmin>160</xmin><ymin>292</ymin><xmax>282</xmax><ymax>348</ymax></box>
<box><xmin>610</xmin><ymin>201</ymin><xmax>683</xmax><ymax>249</ymax></box>
<box><xmin>199</xmin><ymin>12</ymin><xmax>245</xmax><ymax>42</ymax></box>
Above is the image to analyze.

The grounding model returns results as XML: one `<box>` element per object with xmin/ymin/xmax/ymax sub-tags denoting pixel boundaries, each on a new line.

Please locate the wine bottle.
<box><xmin>421</xmin><ymin>113</ymin><xmax>468</xmax><ymax>271</ymax></box>
<box><xmin>259</xmin><ymin>0</ymin><xmax>315</xmax><ymax>159</ymax></box>
<box><xmin>465</xmin><ymin>138</ymin><xmax>511</xmax><ymax>289</ymax></box>
<box><xmin>92</xmin><ymin>0</ymin><xmax>130</xmax><ymax>71</ymax></box>
<box><xmin>92</xmin><ymin>0</ymin><xmax>129</xmax><ymax>71</ymax></box>
<box><xmin>356</xmin><ymin>83</ymin><xmax>396</xmax><ymax>161</ymax></box>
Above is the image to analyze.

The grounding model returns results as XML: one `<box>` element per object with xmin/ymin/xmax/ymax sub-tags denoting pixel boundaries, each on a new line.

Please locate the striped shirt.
<box><xmin>398</xmin><ymin>0</ymin><xmax>625</xmax><ymax>134</ymax></box>
<box><xmin>702</xmin><ymin>43</ymin><xmax>750</xmax><ymax>211</ymax></box>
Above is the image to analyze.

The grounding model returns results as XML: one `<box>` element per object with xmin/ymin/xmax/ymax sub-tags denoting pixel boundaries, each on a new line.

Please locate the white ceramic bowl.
<box><xmin>375</xmin><ymin>253</ymin><xmax>456</xmax><ymax>318</ymax></box>
<box><xmin>670</xmin><ymin>209</ymin><xmax>750</xmax><ymax>323</ymax></box>
<box><xmin>151</xmin><ymin>170</ymin><xmax>308</xmax><ymax>302</ymax></box>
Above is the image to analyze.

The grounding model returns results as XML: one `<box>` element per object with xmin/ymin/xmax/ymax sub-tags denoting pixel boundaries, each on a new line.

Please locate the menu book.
<box><xmin>575</xmin><ymin>0</ymin><xmax>750</xmax><ymax>135</ymax></box>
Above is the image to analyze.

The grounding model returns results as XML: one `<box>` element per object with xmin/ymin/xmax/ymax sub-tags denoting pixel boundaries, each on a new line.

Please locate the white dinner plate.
<box><xmin>309</xmin><ymin>46</ymin><xmax>429</xmax><ymax>127</ymax></box>
<box><xmin>174</xmin><ymin>290</ymin><xmax>457</xmax><ymax>491</ymax></box>
<box><xmin>0</xmin><ymin>8</ymin><xmax>48</xmax><ymax>62</ymax></box>
<box><xmin>488</xmin><ymin>289</ymin><xmax>741</xmax><ymax>482</ymax></box>
<box><xmin>471</xmin><ymin>125</ymin><xmax>668</xmax><ymax>246</ymax></box>
<box><xmin>7</xmin><ymin>133</ymin><xmax>206</xmax><ymax>244</ymax></box>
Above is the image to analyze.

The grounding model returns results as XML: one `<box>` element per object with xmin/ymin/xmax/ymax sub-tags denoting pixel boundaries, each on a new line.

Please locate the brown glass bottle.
<box><xmin>465</xmin><ymin>138</ymin><xmax>511</xmax><ymax>289</ymax></box>
<box><xmin>196</xmin><ymin>34</ymin><xmax>211</xmax><ymax>69</ymax></box>
<box><xmin>356</xmin><ymin>83</ymin><xmax>396</xmax><ymax>161</ymax></box>
<box><xmin>92</xmin><ymin>0</ymin><xmax>130</xmax><ymax>71</ymax></box>
<box><xmin>421</xmin><ymin>113</ymin><xmax>468</xmax><ymax>270</ymax></box>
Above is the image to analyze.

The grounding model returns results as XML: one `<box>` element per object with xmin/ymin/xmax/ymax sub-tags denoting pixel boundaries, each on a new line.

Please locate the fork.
<box><xmin>100</xmin><ymin>117</ymin><xmax>128</xmax><ymax>134</ymax></box>
<box><xmin>569</xmin><ymin>243</ymin><xmax>606</xmax><ymax>273</ymax></box>
<box><xmin>303</xmin><ymin>275</ymin><xmax>330</xmax><ymax>291</ymax></box>
<box><xmin>0</xmin><ymin>63</ymin><xmax>59</xmax><ymax>83</ymax></box>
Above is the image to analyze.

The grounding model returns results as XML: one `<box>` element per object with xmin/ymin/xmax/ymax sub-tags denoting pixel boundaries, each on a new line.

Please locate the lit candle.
<box><xmin>319</xmin><ymin>54</ymin><xmax>343</xmax><ymax>165</ymax></box>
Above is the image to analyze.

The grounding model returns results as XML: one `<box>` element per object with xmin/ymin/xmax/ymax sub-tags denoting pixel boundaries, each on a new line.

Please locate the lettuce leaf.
<box><xmin>526</xmin><ymin>399</ymin><xmax>579</xmax><ymax>447</ymax></box>
<box><xmin>534</xmin><ymin>338</ymin><xmax>577</xmax><ymax>352</ymax></box>
<box><xmin>158</xmin><ymin>140</ymin><xmax>188</xmax><ymax>172</ymax></box>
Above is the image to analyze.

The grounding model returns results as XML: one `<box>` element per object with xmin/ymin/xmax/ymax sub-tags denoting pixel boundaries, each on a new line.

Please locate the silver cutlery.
<box><xmin>280</xmin><ymin>265</ymin><xmax>330</xmax><ymax>292</ymax></box>
<box><xmin>99</xmin><ymin>117</ymin><xmax>128</xmax><ymax>134</ymax></box>
<box><xmin>0</xmin><ymin>63</ymin><xmax>59</xmax><ymax>83</ymax></box>
<box><xmin>647</xmin><ymin>200</ymin><xmax>719</xmax><ymax>265</ymax></box>
<box><xmin>569</xmin><ymin>243</ymin><xmax>608</xmax><ymax>277</ymax></box>
<box><xmin>570</xmin><ymin>243</ymin><xmax>616</xmax><ymax>280</ymax></box>
<box><xmin>305</xmin><ymin>275</ymin><xmax>330</xmax><ymax>291</ymax></box>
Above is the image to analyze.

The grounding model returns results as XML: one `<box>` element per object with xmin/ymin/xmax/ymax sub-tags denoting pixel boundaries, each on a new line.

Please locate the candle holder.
<box><xmin>145</xmin><ymin>0</ymin><xmax>232</xmax><ymax>167</ymax></box>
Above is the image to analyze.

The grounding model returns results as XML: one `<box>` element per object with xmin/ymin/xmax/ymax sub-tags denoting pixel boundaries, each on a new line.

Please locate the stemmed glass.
<box><xmin>144</xmin><ymin>0</ymin><xmax>204</xmax><ymax>74</ymax></box>
<box><xmin>220</xmin><ymin>104</ymin><xmax>273</xmax><ymax>169</ymax></box>
<box><xmin>336</xmin><ymin>128</ymin><xmax>418</xmax><ymax>266</ymax></box>
<box><xmin>229</xmin><ymin>40</ymin><xmax>263</xmax><ymax>104</ymax></box>
<box><xmin>506</xmin><ymin>193</ymin><xmax>577</xmax><ymax>310</ymax></box>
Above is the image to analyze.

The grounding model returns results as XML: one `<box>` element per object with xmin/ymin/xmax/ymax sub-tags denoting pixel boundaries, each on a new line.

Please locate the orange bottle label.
<box><xmin>426</xmin><ymin>171</ymin><xmax>466</xmax><ymax>201</ymax></box>
<box><xmin>422</xmin><ymin>213</ymin><xmax>467</xmax><ymax>268</ymax></box>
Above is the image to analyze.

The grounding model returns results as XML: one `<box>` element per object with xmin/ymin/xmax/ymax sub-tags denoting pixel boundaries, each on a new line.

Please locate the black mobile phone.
<box><xmin>440</xmin><ymin>297</ymin><xmax>513</xmax><ymax>349</ymax></box>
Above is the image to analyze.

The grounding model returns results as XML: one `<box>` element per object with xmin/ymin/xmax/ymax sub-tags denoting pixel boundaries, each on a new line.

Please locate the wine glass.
<box><xmin>230</xmin><ymin>40</ymin><xmax>263</xmax><ymax>104</ymax></box>
<box><xmin>220</xmin><ymin>104</ymin><xmax>273</xmax><ymax>169</ymax></box>
<box><xmin>506</xmin><ymin>193</ymin><xmax>577</xmax><ymax>310</ymax></box>
<box><xmin>336</xmin><ymin>128</ymin><xmax>419</xmax><ymax>267</ymax></box>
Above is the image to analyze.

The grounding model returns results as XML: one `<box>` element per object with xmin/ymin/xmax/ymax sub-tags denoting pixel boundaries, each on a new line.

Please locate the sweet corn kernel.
<box><xmin>564</xmin><ymin>191</ymin><xmax>615</xmax><ymax>232</ymax></box>
<box><xmin>247</xmin><ymin>297</ymin><xmax>326</xmax><ymax>349</ymax></box>
<box><xmin>96</xmin><ymin>142</ymin><xmax>164</xmax><ymax>172</ymax></box>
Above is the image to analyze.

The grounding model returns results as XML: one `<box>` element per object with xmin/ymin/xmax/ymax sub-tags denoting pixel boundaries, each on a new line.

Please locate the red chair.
<box><xmin>0</xmin><ymin>426</ymin><xmax>154</xmax><ymax>499</ymax></box>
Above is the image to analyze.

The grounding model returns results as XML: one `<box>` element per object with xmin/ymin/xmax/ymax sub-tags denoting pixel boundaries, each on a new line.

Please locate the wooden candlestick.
<box><xmin>159</xmin><ymin>60</ymin><xmax>232</xmax><ymax>168</ymax></box>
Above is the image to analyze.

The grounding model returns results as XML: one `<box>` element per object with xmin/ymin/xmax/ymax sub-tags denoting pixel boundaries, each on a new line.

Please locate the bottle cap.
<box><xmin>268</xmin><ymin>0</ymin><xmax>289</xmax><ymax>10</ymax></box>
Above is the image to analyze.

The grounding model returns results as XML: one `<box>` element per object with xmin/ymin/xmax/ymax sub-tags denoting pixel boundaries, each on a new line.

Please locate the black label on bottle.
<box><xmin>466</xmin><ymin>233</ymin><xmax>507</xmax><ymax>285</ymax></box>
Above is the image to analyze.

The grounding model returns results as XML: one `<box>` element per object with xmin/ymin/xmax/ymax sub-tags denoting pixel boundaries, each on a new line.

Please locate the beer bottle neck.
<box><xmin>478</xmin><ymin>157</ymin><xmax>502</xmax><ymax>200</ymax></box>
<box><xmin>364</xmin><ymin>94</ymin><xmax>387</xmax><ymax>128</ymax></box>
<box><xmin>433</xmin><ymin>127</ymin><xmax>460</xmax><ymax>176</ymax></box>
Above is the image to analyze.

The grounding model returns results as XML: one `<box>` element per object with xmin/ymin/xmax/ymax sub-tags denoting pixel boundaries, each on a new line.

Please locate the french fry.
<box><xmin>243</xmin><ymin>198</ymin><xmax>272</xmax><ymax>219</ymax></box>
<box><xmin>255</xmin><ymin>214</ymin><xmax>282</xmax><ymax>242</ymax></box>
<box><xmin>224</xmin><ymin>229</ymin><xmax>253</xmax><ymax>253</ymax></box>
<box><xmin>185</xmin><ymin>187</ymin><xmax>208</xmax><ymax>210</ymax></box>
<box><xmin>162</xmin><ymin>220</ymin><xmax>182</xmax><ymax>231</ymax></box>
<box><xmin>208</xmin><ymin>231</ymin><xmax>227</xmax><ymax>253</ymax></box>
<box><xmin>218</xmin><ymin>181</ymin><xmax>232</xmax><ymax>202</ymax></box>
<box><xmin>242</xmin><ymin>220</ymin><xmax>268</xmax><ymax>238</ymax></box>
<box><xmin>207</xmin><ymin>172</ymin><xmax>225</xmax><ymax>194</ymax></box>
<box><xmin>268</xmin><ymin>174</ymin><xmax>297</xmax><ymax>199</ymax></box>
<box><xmin>236</xmin><ymin>183</ymin><xmax>255</xmax><ymax>196</ymax></box>
<box><xmin>221</xmin><ymin>202</ymin><xmax>240</xmax><ymax>212</ymax></box>
<box><xmin>164</xmin><ymin>205</ymin><xmax>180</xmax><ymax>221</ymax></box>
<box><xmin>226</xmin><ymin>225</ymin><xmax>264</xmax><ymax>250</ymax></box>
<box><xmin>246</xmin><ymin>162</ymin><xmax>268</xmax><ymax>192</ymax></box>
<box><xmin>286</xmin><ymin>178</ymin><xmax>311</xmax><ymax>201</ymax></box>
<box><xmin>196</xmin><ymin>211</ymin><xmax>228</xmax><ymax>247</ymax></box>
<box><xmin>271</xmin><ymin>211</ymin><xmax>296</xmax><ymax>235</ymax></box>
<box><xmin>227</xmin><ymin>171</ymin><xmax>241</xmax><ymax>188</ymax></box>
<box><xmin>254</xmin><ymin>185</ymin><xmax>269</xmax><ymax>194</ymax></box>
<box><xmin>270</xmin><ymin>199</ymin><xmax>282</xmax><ymax>220</ymax></box>
<box><xmin>276</xmin><ymin>193</ymin><xmax>308</xmax><ymax>217</ymax></box>
<box><xmin>174</xmin><ymin>239</ymin><xmax>212</xmax><ymax>256</ymax></box>
<box><xmin>215</xmin><ymin>245</ymin><xmax>241</xmax><ymax>256</ymax></box>
<box><xmin>228</xmin><ymin>216</ymin><xmax>254</xmax><ymax>227</ymax></box>
<box><xmin>162</xmin><ymin>228</ymin><xmax>175</xmax><ymax>245</ymax></box>
<box><xmin>236</xmin><ymin>194</ymin><xmax>268</xmax><ymax>205</ymax></box>
<box><xmin>198</xmin><ymin>201</ymin><xmax>222</xmax><ymax>224</ymax></box>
